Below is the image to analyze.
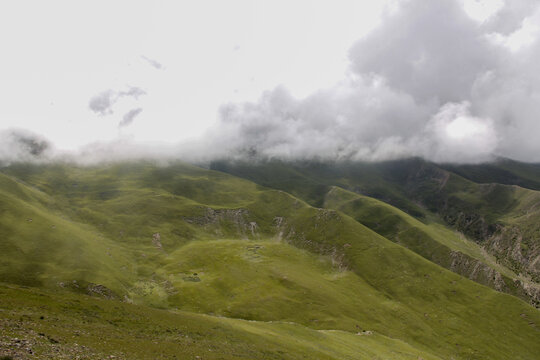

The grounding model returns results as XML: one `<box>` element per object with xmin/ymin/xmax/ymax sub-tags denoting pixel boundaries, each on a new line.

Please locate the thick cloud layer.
<box><xmin>211</xmin><ymin>0</ymin><xmax>540</xmax><ymax>163</ymax></box>
<box><xmin>2</xmin><ymin>0</ymin><xmax>540</xmax><ymax>165</ymax></box>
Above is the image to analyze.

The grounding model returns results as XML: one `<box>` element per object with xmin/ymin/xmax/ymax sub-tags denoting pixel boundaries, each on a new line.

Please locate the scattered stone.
<box><xmin>152</xmin><ymin>233</ymin><xmax>163</xmax><ymax>250</ymax></box>
<box><xmin>356</xmin><ymin>330</ymin><xmax>373</xmax><ymax>336</ymax></box>
<box><xmin>86</xmin><ymin>283</ymin><xmax>117</xmax><ymax>300</ymax></box>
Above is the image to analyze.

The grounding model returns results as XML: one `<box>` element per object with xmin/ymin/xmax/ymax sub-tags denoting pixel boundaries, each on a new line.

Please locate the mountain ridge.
<box><xmin>0</xmin><ymin>160</ymin><xmax>539</xmax><ymax>359</ymax></box>
<box><xmin>211</xmin><ymin>157</ymin><xmax>540</xmax><ymax>305</ymax></box>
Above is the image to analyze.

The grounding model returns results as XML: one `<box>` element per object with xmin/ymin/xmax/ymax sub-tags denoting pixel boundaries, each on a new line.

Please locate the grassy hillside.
<box><xmin>381</xmin><ymin>162</ymin><xmax>540</xmax><ymax>287</ymax></box>
<box><xmin>323</xmin><ymin>186</ymin><xmax>531</xmax><ymax>298</ymax></box>
<box><xmin>210</xmin><ymin>159</ymin><xmax>428</xmax><ymax>217</ymax></box>
<box><xmin>1</xmin><ymin>283</ymin><xmax>442</xmax><ymax>360</ymax></box>
<box><xmin>1</xmin><ymin>161</ymin><xmax>539</xmax><ymax>359</ymax></box>
<box><xmin>441</xmin><ymin>158</ymin><xmax>540</xmax><ymax>190</ymax></box>
<box><xmin>0</xmin><ymin>173</ymin><xmax>132</xmax><ymax>291</ymax></box>
<box><xmin>212</xmin><ymin>159</ymin><xmax>540</xmax><ymax>303</ymax></box>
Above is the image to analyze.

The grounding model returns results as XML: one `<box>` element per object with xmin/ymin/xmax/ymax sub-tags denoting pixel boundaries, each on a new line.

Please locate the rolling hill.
<box><xmin>212</xmin><ymin>158</ymin><xmax>540</xmax><ymax>305</ymax></box>
<box><xmin>0</xmin><ymin>160</ymin><xmax>539</xmax><ymax>359</ymax></box>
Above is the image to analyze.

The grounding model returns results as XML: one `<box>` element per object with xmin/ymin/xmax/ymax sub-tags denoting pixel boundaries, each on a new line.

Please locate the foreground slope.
<box><xmin>1</xmin><ymin>284</ymin><xmax>442</xmax><ymax>360</ymax></box>
<box><xmin>0</xmin><ymin>162</ymin><xmax>539</xmax><ymax>359</ymax></box>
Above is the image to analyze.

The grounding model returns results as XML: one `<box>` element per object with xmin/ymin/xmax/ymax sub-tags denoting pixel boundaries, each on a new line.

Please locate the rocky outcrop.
<box><xmin>449</xmin><ymin>251</ymin><xmax>507</xmax><ymax>292</ymax></box>
<box><xmin>272</xmin><ymin>210</ymin><xmax>349</xmax><ymax>271</ymax></box>
<box><xmin>484</xmin><ymin>225</ymin><xmax>540</xmax><ymax>282</ymax></box>
<box><xmin>183</xmin><ymin>207</ymin><xmax>258</xmax><ymax>238</ymax></box>
<box><xmin>86</xmin><ymin>283</ymin><xmax>118</xmax><ymax>300</ymax></box>
<box><xmin>519</xmin><ymin>280</ymin><xmax>540</xmax><ymax>308</ymax></box>
<box><xmin>441</xmin><ymin>211</ymin><xmax>495</xmax><ymax>242</ymax></box>
<box><xmin>152</xmin><ymin>232</ymin><xmax>163</xmax><ymax>250</ymax></box>
<box><xmin>58</xmin><ymin>280</ymin><xmax>118</xmax><ymax>300</ymax></box>
<box><xmin>401</xmin><ymin>164</ymin><xmax>540</xmax><ymax>304</ymax></box>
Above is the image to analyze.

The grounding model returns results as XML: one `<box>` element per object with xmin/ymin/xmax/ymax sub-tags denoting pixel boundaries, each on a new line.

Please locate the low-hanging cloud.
<box><xmin>207</xmin><ymin>0</ymin><xmax>540</xmax><ymax>163</ymax></box>
<box><xmin>0</xmin><ymin>129</ymin><xmax>53</xmax><ymax>165</ymax></box>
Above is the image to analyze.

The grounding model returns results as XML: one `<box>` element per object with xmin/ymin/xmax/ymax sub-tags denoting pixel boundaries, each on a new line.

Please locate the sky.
<box><xmin>1</xmin><ymin>0</ymin><xmax>540</xmax><ymax>164</ymax></box>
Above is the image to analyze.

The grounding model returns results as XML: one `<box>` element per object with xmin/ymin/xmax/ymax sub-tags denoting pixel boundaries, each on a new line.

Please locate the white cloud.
<box><xmin>487</xmin><ymin>7</ymin><xmax>540</xmax><ymax>51</ymax></box>
<box><xmin>0</xmin><ymin>0</ymin><xmax>387</xmax><ymax>151</ymax></box>
<box><xmin>461</xmin><ymin>0</ymin><xmax>504</xmax><ymax>23</ymax></box>
<box><xmin>1</xmin><ymin>0</ymin><xmax>540</xmax><ymax>164</ymax></box>
<box><xmin>119</xmin><ymin>108</ymin><xmax>143</xmax><ymax>127</ymax></box>
<box><xmin>201</xmin><ymin>0</ymin><xmax>540</xmax><ymax>163</ymax></box>
<box><xmin>424</xmin><ymin>102</ymin><xmax>497</xmax><ymax>162</ymax></box>
<box><xmin>0</xmin><ymin>129</ymin><xmax>53</xmax><ymax>165</ymax></box>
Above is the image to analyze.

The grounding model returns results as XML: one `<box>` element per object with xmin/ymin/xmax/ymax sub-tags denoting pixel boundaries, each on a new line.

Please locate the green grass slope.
<box><xmin>0</xmin><ymin>162</ymin><xmax>539</xmax><ymax>359</ymax></box>
<box><xmin>1</xmin><ymin>283</ymin><xmax>441</xmax><ymax>360</ymax></box>
<box><xmin>211</xmin><ymin>159</ymin><xmax>540</xmax><ymax>302</ymax></box>
<box><xmin>0</xmin><ymin>173</ymin><xmax>132</xmax><ymax>291</ymax></box>
<box><xmin>441</xmin><ymin>158</ymin><xmax>540</xmax><ymax>190</ymax></box>
<box><xmin>379</xmin><ymin>161</ymin><xmax>540</xmax><ymax>287</ymax></box>
<box><xmin>322</xmin><ymin>186</ymin><xmax>530</xmax><ymax>299</ymax></box>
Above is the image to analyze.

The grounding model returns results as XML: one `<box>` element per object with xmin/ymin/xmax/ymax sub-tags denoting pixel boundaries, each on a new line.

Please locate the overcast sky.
<box><xmin>1</xmin><ymin>0</ymin><xmax>540</xmax><ymax>163</ymax></box>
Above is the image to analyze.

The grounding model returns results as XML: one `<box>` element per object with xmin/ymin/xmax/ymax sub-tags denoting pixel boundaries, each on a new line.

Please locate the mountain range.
<box><xmin>0</xmin><ymin>158</ymin><xmax>539</xmax><ymax>359</ymax></box>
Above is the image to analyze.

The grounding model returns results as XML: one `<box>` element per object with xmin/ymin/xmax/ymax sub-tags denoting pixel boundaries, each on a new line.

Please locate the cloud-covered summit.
<box><xmin>211</xmin><ymin>0</ymin><xmax>540</xmax><ymax>163</ymax></box>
